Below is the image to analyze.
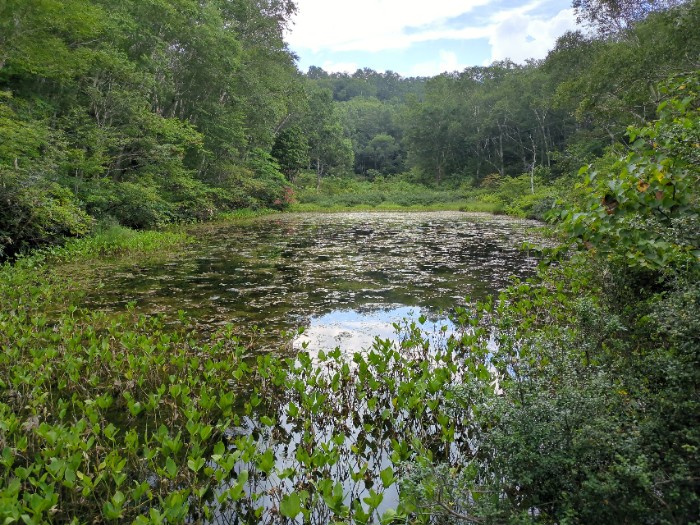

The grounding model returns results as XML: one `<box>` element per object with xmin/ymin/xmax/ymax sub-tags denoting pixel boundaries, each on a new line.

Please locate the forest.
<box><xmin>2</xmin><ymin>0</ymin><xmax>698</xmax><ymax>257</ymax></box>
<box><xmin>1</xmin><ymin>0</ymin><xmax>699</xmax><ymax>523</ymax></box>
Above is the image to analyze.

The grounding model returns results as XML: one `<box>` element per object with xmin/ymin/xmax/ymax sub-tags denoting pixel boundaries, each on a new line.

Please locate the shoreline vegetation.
<box><xmin>288</xmin><ymin>173</ymin><xmax>560</xmax><ymax>216</ymax></box>
<box><xmin>1</xmin><ymin>0</ymin><xmax>698</xmax><ymax>522</ymax></box>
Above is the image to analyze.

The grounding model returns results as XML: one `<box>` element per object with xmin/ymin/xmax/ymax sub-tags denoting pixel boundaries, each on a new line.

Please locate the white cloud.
<box><xmin>287</xmin><ymin>0</ymin><xmax>579</xmax><ymax>73</ymax></box>
<box><xmin>409</xmin><ymin>50</ymin><xmax>468</xmax><ymax>77</ymax></box>
<box><xmin>286</xmin><ymin>0</ymin><xmax>493</xmax><ymax>52</ymax></box>
<box><xmin>320</xmin><ymin>60</ymin><xmax>360</xmax><ymax>73</ymax></box>
<box><xmin>487</xmin><ymin>6</ymin><xmax>577</xmax><ymax>63</ymax></box>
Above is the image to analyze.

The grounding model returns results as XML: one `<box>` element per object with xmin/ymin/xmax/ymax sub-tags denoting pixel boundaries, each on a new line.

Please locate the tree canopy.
<box><xmin>0</xmin><ymin>0</ymin><xmax>302</xmax><ymax>258</ymax></box>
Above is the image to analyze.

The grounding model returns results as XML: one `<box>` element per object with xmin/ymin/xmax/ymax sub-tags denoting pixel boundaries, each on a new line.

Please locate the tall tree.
<box><xmin>337</xmin><ymin>97</ymin><xmax>405</xmax><ymax>175</ymax></box>
<box><xmin>303</xmin><ymin>87</ymin><xmax>354</xmax><ymax>188</ymax></box>
<box><xmin>573</xmin><ymin>0</ymin><xmax>686</xmax><ymax>35</ymax></box>
<box><xmin>271</xmin><ymin>125</ymin><xmax>309</xmax><ymax>183</ymax></box>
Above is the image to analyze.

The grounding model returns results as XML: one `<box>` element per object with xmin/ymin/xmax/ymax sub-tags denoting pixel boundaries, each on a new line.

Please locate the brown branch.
<box><xmin>430</xmin><ymin>486</ymin><xmax>484</xmax><ymax>523</ymax></box>
<box><xmin>433</xmin><ymin>499</ymin><xmax>484</xmax><ymax>523</ymax></box>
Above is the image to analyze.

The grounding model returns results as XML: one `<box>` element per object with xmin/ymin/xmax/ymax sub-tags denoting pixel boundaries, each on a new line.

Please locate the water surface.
<box><xmin>86</xmin><ymin>212</ymin><xmax>541</xmax><ymax>351</ymax></box>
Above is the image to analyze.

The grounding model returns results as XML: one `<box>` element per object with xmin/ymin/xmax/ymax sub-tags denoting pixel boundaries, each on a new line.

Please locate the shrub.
<box><xmin>561</xmin><ymin>73</ymin><xmax>700</xmax><ymax>270</ymax></box>
<box><xmin>82</xmin><ymin>180</ymin><xmax>173</xmax><ymax>229</ymax></box>
<box><xmin>0</xmin><ymin>171</ymin><xmax>92</xmax><ymax>260</ymax></box>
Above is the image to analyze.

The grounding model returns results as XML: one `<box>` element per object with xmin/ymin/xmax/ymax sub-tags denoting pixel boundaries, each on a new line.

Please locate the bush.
<box><xmin>561</xmin><ymin>73</ymin><xmax>699</xmax><ymax>270</ymax></box>
<box><xmin>82</xmin><ymin>180</ymin><xmax>173</xmax><ymax>229</ymax></box>
<box><xmin>0</xmin><ymin>171</ymin><xmax>92</xmax><ymax>260</ymax></box>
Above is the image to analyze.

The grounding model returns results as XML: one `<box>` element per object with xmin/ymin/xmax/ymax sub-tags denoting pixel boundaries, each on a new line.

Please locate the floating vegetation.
<box><xmin>83</xmin><ymin>212</ymin><xmax>543</xmax><ymax>348</ymax></box>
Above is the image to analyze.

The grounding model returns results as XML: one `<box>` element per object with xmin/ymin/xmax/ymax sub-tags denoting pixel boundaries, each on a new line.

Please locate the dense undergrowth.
<box><xmin>402</xmin><ymin>257</ymin><xmax>700</xmax><ymax>523</ymax></box>
<box><xmin>291</xmin><ymin>171</ymin><xmax>564</xmax><ymax>219</ymax></box>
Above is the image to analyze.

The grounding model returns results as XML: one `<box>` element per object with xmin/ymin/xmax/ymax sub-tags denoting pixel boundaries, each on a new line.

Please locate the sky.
<box><xmin>285</xmin><ymin>0</ymin><xmax>579</xmax><ymax>77</ymax></box>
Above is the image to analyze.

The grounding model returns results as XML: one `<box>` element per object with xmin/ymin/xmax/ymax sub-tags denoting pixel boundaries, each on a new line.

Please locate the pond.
<box><xmin>85</xmin><ymin>211</ymin><xmax>541</xmax><ymax>354</ymax></box>
<box><xmin>82</xmin><ymin>211</ymin><xmax>544</xmax><ymax>523</ymax></box>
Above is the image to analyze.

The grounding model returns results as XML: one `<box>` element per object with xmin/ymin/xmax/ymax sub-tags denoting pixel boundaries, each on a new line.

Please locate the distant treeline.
<box><xmin>304</xmin><ymin>1</ymin><xmax>699</xmax><ymax>183</ymax></box>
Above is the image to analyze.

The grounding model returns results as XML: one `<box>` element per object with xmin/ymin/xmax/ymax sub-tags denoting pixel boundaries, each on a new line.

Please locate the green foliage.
<box><xmin>562</xmin><ymin>73</ymin><xmax>700</xmax><ymax>269</ymax></box>
<box><xmin>305</xmin><ymin>67</ymin><xmax>426</xmax><ymax>103</ymax></box>
<box><xmin>0</xmin><ymin>0</ymin><xmax>302</xmax><ymax>258</ymax></box>
<box><xmin>84</xmin><ymin>180</ymin><xmax>171</xmax><ymax>229</ymax></box>
<box><xmin>401</xmin><ymin>253</ymin><xmax>700</xmax><ymax>523</ymax></box>
<box><xmin>1</xmin><ymin>189</ymin><xmax>698</xmax><ymax>524</ymax></box>
<box><xmin>55</xmin><ymin>223</ymin><xmax>190</xmax><ymax>261</ymax></box>
<box><xmin>1</xmin><ymin>1</ymin><xmax>699</xmax><ymax>522</ymax></box>
<box><xmin>293</xmin><ymin>173</ymin><xmax>467</xmax><ymax>210</ymax></box>
<box><xmin>271</xmin><ymin>126</ymin><xmax>310</xmax><ymax>182</ymax></box>
<box><xmin>303</xmin><ymin>87</ymin><xmax>355</xmax><ymax>184</ymax></box>
<box><xmin>0</xmin><ymin>233</ymin><xmax>476</xmax><ymax>523</ymax></box>
<box><xmin>557</xmin><ymin>1</ymin><xmax>700</xmax><ymax>139</ymax></box>
<box><xmin>0</xmin><ymin>284</ymin><xmax>245</xmax><ymax>522</ymax></box>
<box><xmin>400</xmin><ymin>71</ymin><xmax>700</xmax><ymax>525</ymax></box>
<box><xmin>206</xmin><ymin>149</ymin><xmax>293</xmax><ymax>211</ymax></box>
<box><xmin>457</xmin><ymin>173</ymin><xmax>565</xmax><ymax>219</ymax></box>
<box><xmin>3</xmin><ymin>0</ymin><xmax>698</xmax><ymax>259</ymax></box>
<box><xmin>324</xmin><ymin>2</ymin><xmax>699</xmax><ymax>191</ymax></box>
<box><xmin>336</xmin><ymin>96</ymin><xmax>406</xmax><ymax>176</ymax></box>
<box><xmin>572</xmin><ymin>0</ymin><xmax>685</xmax><ymax>35</ymax></box>
<box><xmin>401</xmin><ymin>61</ymin><xmax>573</xmax><ymax>186</ymax></box>
<box><xmin>0</xmin><ymin>172</ymin><xmax>92</xmax><ymax>259</ymax></box>
<box><xmin>243</xmin><ymin>148</ymin><xmax>290</xmax><ymax>209</ymax></box>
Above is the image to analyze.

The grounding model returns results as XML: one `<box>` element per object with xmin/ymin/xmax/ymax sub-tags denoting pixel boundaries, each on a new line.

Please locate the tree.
<box><xmin>303</xmin><ymin>87</ymin><xmax>354</xmax><ymax>188</ymax></box>
<box><xmin>337</xmin><ymin>97</ymin><xmax>405</xmax><ymax>175</ymax></box>
<box><xmin>0</xmin><ymin>0</ymin><xmax>305</xmax><ymax>255</ymax></box>
<box><xmin>367</xmin><ymin>134</ymin><xmax>401</xmax><ymax>173</ymax></box>
<box><xmin>562</xmin><ymin>72</ymin><xmax>700</xmax><ymax>269</ymax></box>
<box><xmin>271</xmin><ymin>126</ymin><xmax>309</xmax><ymax>183</ymax></box>
<box><xmin>404</xmin><ymin>102</ymin><xmax>454</xmax><ymax>184</ymax></box>
<box><xmin>573</xmin><ymin>0</ymin><xmax>686</xmax><ymax>35</ymax></box>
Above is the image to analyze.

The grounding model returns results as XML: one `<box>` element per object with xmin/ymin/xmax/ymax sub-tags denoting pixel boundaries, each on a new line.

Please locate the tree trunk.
<box><xmin>316</xmin><ymin>158</ymin><xmax>322</xmax><ymax>190</ymax></box>
<box><xmin>435</xmin><ymin>150</ymin><xmax>445</xmax><ymax>185</ymax></box>
<box><xmin>529</xmin><ymin>134</ymin><xmax>536</xmax><ymax>194</ymax></box>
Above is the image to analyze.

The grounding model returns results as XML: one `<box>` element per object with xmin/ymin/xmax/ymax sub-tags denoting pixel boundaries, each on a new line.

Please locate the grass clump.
<box><xmin>61</xmin><ymin>225</ymin><xmax>190</xmax><ymax>260</ymax></box>
<box><xmin>292</xmin><ymin>172</ymin><xmax>467</xmax><ymax>211</ymax></box>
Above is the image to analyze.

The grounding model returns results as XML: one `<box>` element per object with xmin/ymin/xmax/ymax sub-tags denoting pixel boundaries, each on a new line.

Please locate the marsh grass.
<box><xmin>290</xmin><ymin>200</ymin><xmax>470</xmax><ymax>212</ymax></box>
<box><xmin>35</xmin><ymin>225</ymin><xmax>191</xmax><ymax>264</ymax></box>
<box><xmin>212</xmin><ymin>208</ymin><xmax>280</xmax><ymax>223</ymax></box>
<box><xmin>291</xmin><ymin>171</ymin><xmax>567</xmax><ymax>218</ymax></box>
<box><xmin>292</xmin><ymin>173</ymin><xmax>467</xmax><ymax>212</ymax></box>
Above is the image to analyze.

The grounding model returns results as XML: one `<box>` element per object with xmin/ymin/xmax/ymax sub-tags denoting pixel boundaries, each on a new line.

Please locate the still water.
<box><xmin>84</xmin><ymin>211</ymin><xmax>543</xmax><ymax>523</ymax></box>
<box><xmin>86</xmin><ymin>212</ymin><xmax>541</xmax><ymax>352</ymax></box>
